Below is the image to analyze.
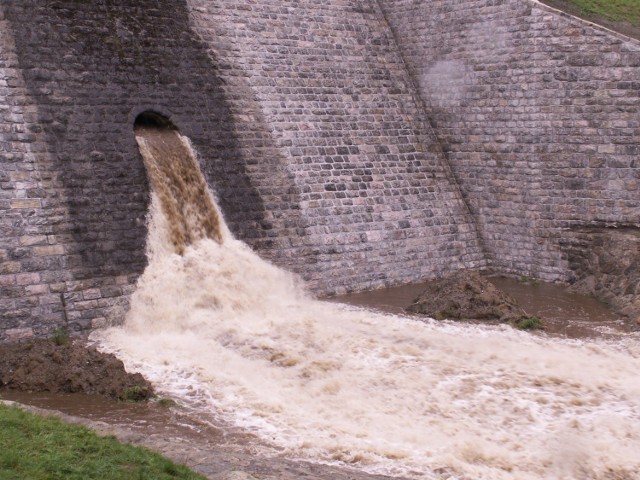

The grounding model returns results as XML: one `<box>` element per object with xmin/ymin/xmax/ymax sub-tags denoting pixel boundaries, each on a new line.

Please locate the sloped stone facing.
<box><xmin>560</xmin><ymin>227</ymin><xmax>640</xmax><ymax>323</ymax></box>
<box><xmin>378</xmin><ymin>0</ymin><xmax>640</xmax><ymax>282</ymax></box>
<box><xmin>187</xmin><ymin>0</ymin><xmax>486</xmax><ymax>294</ymax></box>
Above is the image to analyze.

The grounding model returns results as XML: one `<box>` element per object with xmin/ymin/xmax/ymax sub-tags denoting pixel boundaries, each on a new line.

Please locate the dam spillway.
<box><xmin>134</xmin><ymin>118</ymin><xmax>224</xmax><ymax>252</ymax></box>
<box><xmin>92</xmin><ymin>124</ymin><xmax>640</xmax><ymax>478</ymax></box>
<box><xmin>0</xmin><ymin>0</ymin><xmax>638</xmax><ymax>475</ymax></box>
<box><xmin>0</xmin><ymin>0</ymin><xmax>639</xmax><ymax>339</ymax></box>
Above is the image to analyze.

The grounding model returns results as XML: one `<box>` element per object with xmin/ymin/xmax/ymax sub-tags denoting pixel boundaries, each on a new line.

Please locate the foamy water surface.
<box><xmin>94</xmin><ymin>203</ymin><xmax>640</xmax><ymax>480</ymax></box>
<box><xmin>94</xmin><ymin>129</ymin><xmax>640</xmax><ymax>480</ymax></box>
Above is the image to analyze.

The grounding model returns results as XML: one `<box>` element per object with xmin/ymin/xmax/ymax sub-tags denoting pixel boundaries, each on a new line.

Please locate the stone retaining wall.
<box><xmin>0</xmin><ymin>0</ymin><xmax>296</xmax><ymax>340</ymax></box>
<box><xmin>560</xmin><ymin>227</ymin><xmax>640</xmax><ymax>323</ymax></box>
<box><xmin>0</xmin><ymin>0</ymin><xmax>486</xmax><ymax>341</ymax></box>
<box><xmin>0</xmin><ymin>17</ymin><xmax>68</xmax><ymax>341</ymax></box>
<box><xmin>2</xmin><ymin>0</ymin><xmax>639</xmax><ymax>341</ymax></box>
<box><xmin>187</xmin><ymin>0</ymin><xmax>488</xmax><ymax>292</ymax></box>
<box><xmin>378</xmin><ymin>0</ymin><xmax>640</xmax><ymax>281</ymax></box>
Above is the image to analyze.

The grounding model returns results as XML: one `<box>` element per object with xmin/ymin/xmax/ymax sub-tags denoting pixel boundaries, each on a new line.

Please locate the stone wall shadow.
<box><xmin>3</xmin><ymin>0</ymin><xmax>267</xmax><ymax>285</ymax></box>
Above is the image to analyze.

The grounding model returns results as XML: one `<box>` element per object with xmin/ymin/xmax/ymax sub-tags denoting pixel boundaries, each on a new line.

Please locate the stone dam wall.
<box><xmin>378</xmin><ymin>0</ymin><xmax>640</xmax><ymax>281</ymax></box>
<box><xmin>0</xmin><ymin>0</ymin><xmax>638</xmax><ymax>340</ymax></box>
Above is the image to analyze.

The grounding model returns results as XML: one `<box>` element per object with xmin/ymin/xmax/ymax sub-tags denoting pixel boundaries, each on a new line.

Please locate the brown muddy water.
<box><xmin>0</xmin><ymin>390</ymin><xmax>224</xmax><ymax>441</ymax></box>
<box><xmin>332</xmin><ymin>275</ymin><xmax>636</xmax><ymax>339</ymax></box>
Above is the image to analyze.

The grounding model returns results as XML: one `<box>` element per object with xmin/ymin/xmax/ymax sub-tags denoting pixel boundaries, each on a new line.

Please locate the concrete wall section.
<box><xmin>378</xmin><ymin>0</ymin><xmax>640</xmax><ymax>281</ymax></box>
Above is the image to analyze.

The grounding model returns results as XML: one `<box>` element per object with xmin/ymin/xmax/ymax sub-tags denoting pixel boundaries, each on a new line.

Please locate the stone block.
<box><xmin>9</xmin><ymin>198</ymin><xmax>41</xmax><ymax>209</ymax></box>
<box><xmin>82</xmin><ymin>288</ymin><xmax>102</xmax><ymax>300</ymax></box>
<box><xmin>15</xmin><ymin>272</ymin><xmax>40</xmax><ymax>285</ymax></box>
<box><xmin>4</xmin><ymin>327</ymin><xmax>34</xmax><ymax>341</ymax></box>
<box><xmin>0</xmin><ymin>261</ymin><xmax>21</xmax><ymax>274</ymax></box>
<box><xmin>0</xmin><ymin>274</ymin><xmax>16</xmax><ymax>286</ymax></box>
<box><xmin>19</xmin><ymin>234</ymin><xmax>48</xmax><ymax>246</ymax></box>
<box><xmin>33</xmin><ymin>245</ymin><xmax>65</xmax><ymax>256</ymax></box>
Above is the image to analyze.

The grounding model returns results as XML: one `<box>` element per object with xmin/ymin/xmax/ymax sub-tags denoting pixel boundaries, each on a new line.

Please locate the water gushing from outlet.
<box><xmin>135</xmin><ymin>124</ymin><xmax>223</xmax><ymax>253</ymax></box>
<box><xmin>94</xmin><ymin>129</ymin><xmax>640</xmax><ymax>480</ymax></box>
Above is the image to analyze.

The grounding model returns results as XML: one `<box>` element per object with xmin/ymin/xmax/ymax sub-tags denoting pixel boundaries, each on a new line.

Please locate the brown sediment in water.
<box><xmin>135</xmin><ymin>125</ymin><xmax>223</xmax><ymax>253</ymax></box>
<box><xmin>488</xmin><ymin>275</ymin><xmax>637</xmax><ymax>338</ymax></box>
<box><xmin>13</xmin><ymin>273</ymin><xmax>640</xmax><ymax>479</ymax></box>
<box><xmin>331</xmin><ymin>273</ymin><xmax>636</xmax><ymax>339</ymax></box>
<box><xmin>0</xmin><ymin>390</ymin><xmax>227</xmax><ymax>444</ymax></box>
<box><xmin>7</xmin><ymin>263</ymin><xmax>637</xmax><ymax>479</ymax></box>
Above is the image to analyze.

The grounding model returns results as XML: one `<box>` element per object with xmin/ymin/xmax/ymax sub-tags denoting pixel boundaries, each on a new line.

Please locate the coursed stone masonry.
<box><xmin>1</xmin><ymin>0</ymin><xmax>638</xmax><ymax>341</ymax></box>
<box><xmin>0</xmin><ymin>17</ymin><xmax>66</xmax><ymax>342</ymax></box>
<box><xmin>186</xmin><ymin>0</ymin><xmax>487</xmax><ymax>292</ymax></box>
<box><xmin>0</xmin><ymin>0</ymin><xmax>295</xmax><ymax>341</ymax></box>
<box><xmin>378</xmin><ymin>0</ymin><xmax>640</xmax><ymax>281</ymax></box>
<box><xmin>0</xmin><ymin>0</ymin><xmax>486</xmax><ymax>341</ymax></box>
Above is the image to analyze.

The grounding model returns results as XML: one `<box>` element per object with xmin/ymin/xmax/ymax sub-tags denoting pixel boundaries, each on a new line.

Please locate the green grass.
<box><xmin>51</xmin><ymin>326</ymin><xmax>70</xmax><ymax>346</ymax></box>
<box><xmin>0</xmin><ymin>403</ymin><xmax>206</xmax><ymax>480</ymax></box>
<box><xmin>513</xmin><ymin>316</ymin><xmax>544</xmax><ymax>331</ymax></box>
<box><xmin>567</xmin><ymin>0</ymin><xmax>640</xmax><ymax>25</ymax></box>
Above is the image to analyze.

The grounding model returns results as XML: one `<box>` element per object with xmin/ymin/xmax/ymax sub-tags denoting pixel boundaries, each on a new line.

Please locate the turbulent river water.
<box><xmin>92</xmin><ymin>127</ymin><xmax>640</xmax><ymax>480</ymax></box>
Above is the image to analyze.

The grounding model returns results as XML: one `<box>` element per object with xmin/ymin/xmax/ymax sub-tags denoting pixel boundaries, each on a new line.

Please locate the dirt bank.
<box><xmin>0</xmin><ymin>337</ymin><xmax>153</xmax><ymax>401</ymax></box>
<box><xmin>406</xmin><ymin>270</ymin><xmax>530</xmax><ymax>323</ymax></box>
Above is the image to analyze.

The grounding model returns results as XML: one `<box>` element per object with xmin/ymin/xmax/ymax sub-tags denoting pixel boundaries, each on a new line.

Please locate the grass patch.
<box><xmin>567</xmin><ymin>0</ymin><xmax>640</xmax><ymax>25</ymax></box>
<box><xmin>513</xmin><ymin>316</ymin><xmax>545</xmax><ymax>331</ymax></box>
<box><xmin>542</xmin><ymin>0</ymin><xmax>640</xmax><ymax>39</ymax></box>
<box><xmin>51</xmin><ymin>326</ymin><xmax>70</xmax><ymax>346</ymax></box>
<box><xmin>0</xmin><ymin>403</ymin><xmax>206</xmax><ymax>480</ymax></box>
<box><xmin>119</xmin><ymin>386</ymin><xmax>149</xmax><ymax>403</ymax></box>
<box><xmin>433</xmin><ymin>311</ymin><xmax>447</xmax><ymax>321</ymax></box>
<box><xmin>157</xmin><ymin>398</ymin><xmax>179</xmax><ymax>408</ymax></box>
<box><xmin>518</xmin><ymin>276</ymin><xmax>540</xmax><ymax>287</ymax></box>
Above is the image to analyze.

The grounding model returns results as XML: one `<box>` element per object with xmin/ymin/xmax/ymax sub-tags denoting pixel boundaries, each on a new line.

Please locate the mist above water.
<box><xmin>94</xmin><ymin>130</ymin><xmax>640</xmax><ymax>480</ymax></box>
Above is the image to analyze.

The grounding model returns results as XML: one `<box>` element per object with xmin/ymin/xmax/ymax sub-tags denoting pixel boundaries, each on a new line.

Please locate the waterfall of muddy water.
<box><xmin>134</xmin><ymin>125</ymin><xmax>223</xmax><ymax>253</ymax></box>
<box><xmin>93</xmin><ymin>136</ymin><xmax>640</xmax><ymax>480</ymax></box>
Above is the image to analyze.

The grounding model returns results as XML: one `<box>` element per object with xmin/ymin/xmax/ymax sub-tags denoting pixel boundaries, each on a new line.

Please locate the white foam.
<box><xmin>93</xmin><ymin>136</ymin><xmax>640</xmax><ymax>480</ymax></box>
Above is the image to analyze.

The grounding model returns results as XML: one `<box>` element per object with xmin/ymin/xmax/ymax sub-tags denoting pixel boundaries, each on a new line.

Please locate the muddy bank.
<box><xmin>405</xmin><ymin>269</ymin><xmax>640</xmax><ymax>336</ymax></box>
<box><xmin>406</xmin><ymin>270</ymin><xmax>530</xmax><ymax>324</ymax></box>
<box><xmin>0</xmin><ymin>337</ymin><xmax>153</xmax><ymax>401</ymax></box>
<box><xmin>335</xmin><ymin>272</ymin><xmax>635</xmax><ymax>339</ymax></box>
